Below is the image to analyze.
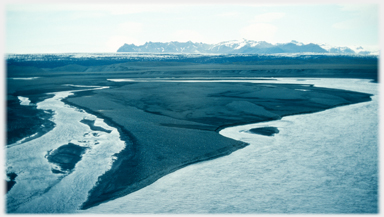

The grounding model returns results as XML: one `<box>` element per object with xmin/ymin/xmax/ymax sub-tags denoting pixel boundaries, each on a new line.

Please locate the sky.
<box><xmin>4</xmin><ymin>1</ymin><xmax>381</xmax><ymax>53</ymax></box>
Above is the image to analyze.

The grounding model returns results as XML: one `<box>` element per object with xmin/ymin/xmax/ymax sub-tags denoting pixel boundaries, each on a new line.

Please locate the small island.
<box><xmin>249</xmin><ymin>127</ymin><xmax>279</xmax><ymax>136</ymax></box>
<box><xmin>46</xmin><ymin>143</ymin><xmax>88</xmax><ymax>173</ymax></box>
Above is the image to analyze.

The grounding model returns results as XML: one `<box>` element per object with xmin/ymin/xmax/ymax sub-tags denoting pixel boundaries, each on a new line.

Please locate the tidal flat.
<box><xmin>5</xmin><ymin>54</ymin><xmax>378</xmax><ymax>213</ymax></box>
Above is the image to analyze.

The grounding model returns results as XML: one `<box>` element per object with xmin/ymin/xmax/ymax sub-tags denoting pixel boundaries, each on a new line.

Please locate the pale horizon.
<box><xmin>5</xmin><ymin>3</ymin><xmax>380</xmax><ymax>54</ymax></box>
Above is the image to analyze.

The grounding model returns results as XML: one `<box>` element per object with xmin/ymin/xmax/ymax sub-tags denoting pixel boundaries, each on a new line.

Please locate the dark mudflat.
<box><xmin>249</xmin><ymin>127</ymin><xmax>279</xmax><ymax>136</ymax></box>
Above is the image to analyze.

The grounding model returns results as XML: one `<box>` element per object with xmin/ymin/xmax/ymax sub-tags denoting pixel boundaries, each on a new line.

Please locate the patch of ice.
<box><xmin>63</xmin><ymin>84</ymin><xmax>102</xmax><ymax>88</ymax></box>
<box><xmin>11</xmin><ymin>77</ymin><xmax>39</xmax><ymax>80</ymax></box>
<box><xmin>107</xmin><ymin>79</ymin><xmax>135</xmax><ymax>82</ymax></box>
<box><xmin>17</xmin><ymin>96</ymin><xmax>31</xmax><ymax>106</ymax></box>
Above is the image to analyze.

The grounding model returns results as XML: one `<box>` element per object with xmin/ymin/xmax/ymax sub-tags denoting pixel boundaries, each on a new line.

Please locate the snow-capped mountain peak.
<box><xmin>290</xmin><ymin>40</ymin><xmax>304</xmax><ymax>46</ymax></box>
<box><xmin>117</xmin><ymin>39</ymin><xmax>376</xmax><ymax>55</ymax></box>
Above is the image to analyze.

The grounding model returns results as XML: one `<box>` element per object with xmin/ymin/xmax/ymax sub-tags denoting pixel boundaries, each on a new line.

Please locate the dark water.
<box><xmin>6</xmin><ymin>96</ymin><xmax>55</xmax><ymax>145</ymax></box>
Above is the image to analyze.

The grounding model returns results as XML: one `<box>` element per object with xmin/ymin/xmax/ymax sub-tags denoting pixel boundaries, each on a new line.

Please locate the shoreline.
<box><xmin>62</xmin><ymin>94</ymin><xmax>249</xmax><ymax>210</ymax></box>
<box><xmin>214</xmin><ymin>99</ymin><xmax>368</xmax><ymax>133</ymax></box>
<box><xmin>62</xmin><ymin>96</ymin><xmax>248</xmax><ymax>210</ymax></box>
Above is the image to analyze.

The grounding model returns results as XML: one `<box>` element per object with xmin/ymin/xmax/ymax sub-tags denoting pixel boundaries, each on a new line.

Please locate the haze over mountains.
<box><xmin>117</xmin><ymin>39</ymin><xmax>374</xmax><ymax>55</ymax></box>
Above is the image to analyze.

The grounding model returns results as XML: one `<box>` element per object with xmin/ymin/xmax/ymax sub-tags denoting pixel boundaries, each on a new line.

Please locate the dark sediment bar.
<box><xmin>249</xmin><ymin>127</ymin><xmax>279</xmax><ymax>136</ymax></box>
<box><xmin>6</xmin><ymin>173</ymin><xmax>18</xmax><ymax>193</ymax></box>
<box><xmin>46</xmin><ymin>143</ymin><xmax>88</xmax><ymax>172</ymax></box>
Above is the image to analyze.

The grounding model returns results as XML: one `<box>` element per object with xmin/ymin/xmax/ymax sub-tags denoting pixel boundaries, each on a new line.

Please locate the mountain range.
<box><xmin>117</xmin><ymin>39</ymin><xmax>374</xmax><ymax>55</ymax></box>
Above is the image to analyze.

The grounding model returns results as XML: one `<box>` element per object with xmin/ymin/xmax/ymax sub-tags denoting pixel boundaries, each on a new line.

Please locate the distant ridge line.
<box><xmin>117</xmin><ymin>39</ymin><xmax>374</xmax><ymax>55</ymax></box>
